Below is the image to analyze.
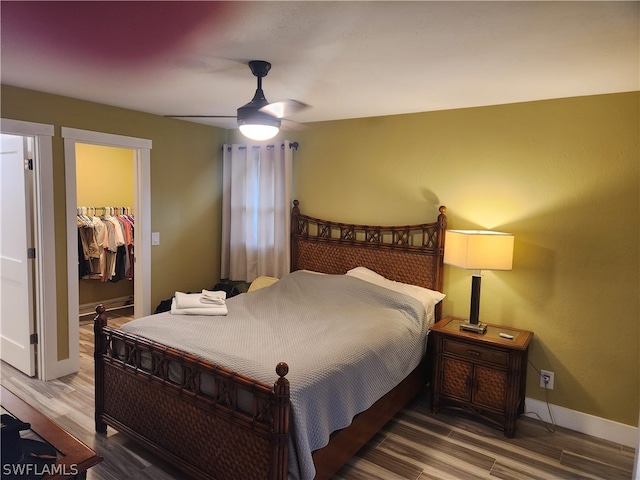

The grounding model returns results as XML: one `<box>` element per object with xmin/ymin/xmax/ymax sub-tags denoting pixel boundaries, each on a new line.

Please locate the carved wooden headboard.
<box><xmin>290</xmin><ymin>200</ymin><xmax>447</xmax><ymax>294</ymax></box>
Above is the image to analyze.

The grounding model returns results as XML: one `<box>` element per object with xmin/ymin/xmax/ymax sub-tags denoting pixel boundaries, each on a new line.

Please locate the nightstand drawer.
<box><xmin>443</xmin><ymin>338</ymin><xmax>508</xmax><ymax>367</ymax></box>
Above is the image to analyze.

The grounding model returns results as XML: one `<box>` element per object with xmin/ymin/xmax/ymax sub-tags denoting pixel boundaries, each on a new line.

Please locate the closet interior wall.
<box><xmin>75</xmin><ymin>144</ymin><xmax>135</xmax><ymax>315</ymax></box>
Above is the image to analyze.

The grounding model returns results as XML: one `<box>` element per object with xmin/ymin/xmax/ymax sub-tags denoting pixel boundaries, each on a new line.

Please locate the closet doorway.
<box><xmin>75</xmin><ymin>144</ymin><xmax>135</xmax><ymax>319</ymax></box>
<box><xmin>63</xmin><ymin>128</ymin><xmax>151</xmax><ymax>376</ymax></box>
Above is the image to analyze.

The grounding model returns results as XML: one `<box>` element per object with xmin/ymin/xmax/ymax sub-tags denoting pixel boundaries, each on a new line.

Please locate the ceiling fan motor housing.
<box><xmin>248</xmin><ymin>60</ymin><xmax>271</xmax><ymax>78</ymax></box>
<box><xmin>237</xmin><ymin>60</ymin><xmax>280</xmax><ymax>128</ymax></box>
<box><xmin>237</xmin><ymin>91</ymin><xmax>281</xmax><ymax>128</ymax></box>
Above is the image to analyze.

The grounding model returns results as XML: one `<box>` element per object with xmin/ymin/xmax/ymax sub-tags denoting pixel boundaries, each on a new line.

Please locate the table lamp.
<box><xmin>444</xmin><ymin>230</ymin><xmax>514</xmax><ymax>333</ymax></box>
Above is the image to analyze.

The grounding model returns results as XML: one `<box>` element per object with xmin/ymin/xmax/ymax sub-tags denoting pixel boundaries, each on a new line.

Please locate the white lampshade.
<box><xmin>444</xmin><ymin>230</ymin><xmax>514</xmax><ymax>271</ymax></box>
<box><xmin>238</xmin><ymin>124</ymin><xmax>280</xmax><ymax>141</ymax></box>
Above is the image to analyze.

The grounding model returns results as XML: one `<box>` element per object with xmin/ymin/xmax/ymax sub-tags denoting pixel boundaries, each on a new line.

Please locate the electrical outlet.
<box><xmin>540</xmin><ymin>369</ymin><xmax>554</xmax><ymax>390</ymax></box>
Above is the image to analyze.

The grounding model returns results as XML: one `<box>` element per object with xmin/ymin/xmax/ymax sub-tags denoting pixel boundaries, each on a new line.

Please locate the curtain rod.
<box><xmin>223</xmin><ymin>141</ymin><xmax>299</xmax><ymax>152</ymax></box>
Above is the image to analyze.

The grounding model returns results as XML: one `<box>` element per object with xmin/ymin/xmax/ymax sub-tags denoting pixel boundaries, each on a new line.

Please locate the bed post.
<box><xmin>93</xmin><ymin>304</ymin><xmax>107</xmax><ymax>434</ymax></box>
<box><xmin>290</xmin><ymin>199</ymin><xmax>301</xmax><ymax>272</ymax></box>
<box><xmin>436</xmin><ymin>205</ymin><xmax>447</xmax><ymax>273</ymax></box>
<box><xmin>272</xmin><ymin>362</ymin><xmax>290</xmax><ymax>480</ymax></box>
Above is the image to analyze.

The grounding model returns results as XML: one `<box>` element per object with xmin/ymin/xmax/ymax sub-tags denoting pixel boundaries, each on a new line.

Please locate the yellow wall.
<box><xmin>2</xmin><ymin>85</ymin><xmax>638</xmax><ymax>428</ymax></box>
<box><xmin>291</xmin><ymin>92</ymin><xmax>639</xmax><ymax>427</ymax></box>
<box><xmin>76</xmin><ymin>143</ymin><xmax>134</xmax><ymax>207</ymax></box>
<box><xmin>76</xmin><ymin>144</ymin><xmax>135</xmax><ymax>306</ymax></box>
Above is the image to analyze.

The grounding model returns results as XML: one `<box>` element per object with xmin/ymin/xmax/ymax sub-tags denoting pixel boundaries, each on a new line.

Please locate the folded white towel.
<box><xmin>170</xmin><ymin>298</ymin><xmax>228</xmax><ymax>316</ymax></box>
<box><xmin>174</xmin><ymin>292</ymin><xmax>210</xmax><ymax>309</ymax></box>
<box><xmin>201</xmin><ymin>289</ymin><xmax>227</xmax><ymax>305</ymax></box>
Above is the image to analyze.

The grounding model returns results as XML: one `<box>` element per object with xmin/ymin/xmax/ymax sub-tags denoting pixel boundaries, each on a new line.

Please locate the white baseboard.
<box><xmin>525</xmin><ymin>397</ymin><xmax>638</xmax><ymax>448</ymax></box>
<box><xmin>41</xmin><ymin>356</ymin><xmax>79</xmax><ymax>381</ymax></box>
<box><xmin>79</xmin><ymin>295</ymin><xmax>134</xmax><ymax>316</ymax></box>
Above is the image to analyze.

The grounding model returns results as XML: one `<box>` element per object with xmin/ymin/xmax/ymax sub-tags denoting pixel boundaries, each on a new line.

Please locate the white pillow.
<box><xmin>345</xmin><ymin>266</ymin><xmax>446</xmax><ymax>310</ymax></box>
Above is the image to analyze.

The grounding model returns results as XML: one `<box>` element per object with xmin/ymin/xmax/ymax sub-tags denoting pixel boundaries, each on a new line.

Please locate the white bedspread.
<box><xmin>120</xmin><ymin>271</ymin><xmax>432</xmax><ymax>480</ymax></box>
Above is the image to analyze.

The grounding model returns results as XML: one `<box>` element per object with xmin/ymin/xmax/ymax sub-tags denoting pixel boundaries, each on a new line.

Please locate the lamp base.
<box><xmin>459</xmin><ymin>321</ymin><xmax>487</xmax><ymax>334</ymax></box>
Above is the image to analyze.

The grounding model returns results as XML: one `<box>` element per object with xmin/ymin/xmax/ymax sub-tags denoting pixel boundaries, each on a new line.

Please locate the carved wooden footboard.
<box><xmin>94</xmin><ymin>305</ymin><xmax>290</xmax><ymax>480</ymax></box>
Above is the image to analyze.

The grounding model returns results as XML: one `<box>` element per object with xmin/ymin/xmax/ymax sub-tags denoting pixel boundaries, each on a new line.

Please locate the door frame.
<box><xmin>0</xmin><ymin>118</ymin><xmax>56</xmax><ymax>380</ymax></box>
<box><xmin>62</xmin><ymin>127</ymin><xmax>152</xmax><ymax>375</ymax></box>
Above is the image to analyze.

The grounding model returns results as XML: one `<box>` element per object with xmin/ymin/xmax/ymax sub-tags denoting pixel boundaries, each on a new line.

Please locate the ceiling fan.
<box><xmin>166</xmin><ymin>60</ymin><xmax>309</xmax><ymax>141</ymax></box>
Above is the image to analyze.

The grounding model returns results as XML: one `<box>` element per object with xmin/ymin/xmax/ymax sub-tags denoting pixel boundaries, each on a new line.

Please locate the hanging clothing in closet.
<box><xmin>77</xmin><ymin>208</ymin><xmax>134</xmax><ymax>282</ymax></box>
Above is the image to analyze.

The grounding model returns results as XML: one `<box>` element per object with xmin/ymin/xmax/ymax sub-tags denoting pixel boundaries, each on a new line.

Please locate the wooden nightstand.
<box><xmin>430</xmin><ymin>316</ymin><xmax>533</xmax><ymax>437</ymax></box>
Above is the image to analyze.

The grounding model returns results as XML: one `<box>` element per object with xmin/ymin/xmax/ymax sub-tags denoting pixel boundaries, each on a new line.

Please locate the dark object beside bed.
<box><xmin>94</xmin><ymin>200</ymin><xmax>447</xmax><ymax>480</ymax></box>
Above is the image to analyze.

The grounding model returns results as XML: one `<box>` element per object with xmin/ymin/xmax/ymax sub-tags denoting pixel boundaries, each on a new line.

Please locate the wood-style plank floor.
<box><xmin>0</xmin><ymin>308</ymin><xmax>635</xmax><ymax>480</ymax></box>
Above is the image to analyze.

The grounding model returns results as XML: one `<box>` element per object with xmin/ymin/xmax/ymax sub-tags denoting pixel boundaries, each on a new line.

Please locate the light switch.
<box><xmin>152</xmin><ymin>232</ymin><xmax>160</xmax><ymax>245</ymax></box>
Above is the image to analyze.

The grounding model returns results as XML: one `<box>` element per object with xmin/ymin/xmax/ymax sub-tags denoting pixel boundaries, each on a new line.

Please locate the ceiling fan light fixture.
<box><xmin>237</xmin><ymin>95</ymin><xmax>281</xmax><ymax>141</ymax></box>
<box><xmin>239</xmin><ymin>123</ymin><xmax>280</xmax><ymax>141</ymax></box>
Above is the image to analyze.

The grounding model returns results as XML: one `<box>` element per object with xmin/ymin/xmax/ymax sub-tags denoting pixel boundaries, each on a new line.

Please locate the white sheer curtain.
<box><xmin>221</xmin><ymin>142</ymin><xmax>293</xmax><ymax>282</ymax></box>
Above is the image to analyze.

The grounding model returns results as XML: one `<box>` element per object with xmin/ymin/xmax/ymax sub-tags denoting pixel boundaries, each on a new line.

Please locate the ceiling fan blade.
<box><xmin>259</xmin><ymin>100</ymin><xmax>309</xmax><ymax>119</ymax></box>
<box><xmin>166</xmin><ymin>62</ymin><xmax>308</xmax><ymax>129</ymax></box>
<box><xmin>165</xmin><ymin>115</ymin><xmax>237</xmax><ymax>118</ymax></box>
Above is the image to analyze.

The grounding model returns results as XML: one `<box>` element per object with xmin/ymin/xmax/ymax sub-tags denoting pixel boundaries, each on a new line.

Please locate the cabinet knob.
<box><xmin>465</xmin><ymin>377</ymin><xmax>479</xmax><ymax>390</ymax></box>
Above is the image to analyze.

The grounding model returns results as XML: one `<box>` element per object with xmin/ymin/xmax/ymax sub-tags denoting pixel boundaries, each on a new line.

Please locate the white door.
<box><xmin>0</xmin><ymin>133</ymin><xmax>36</xmax><ymax>376</ymax></box>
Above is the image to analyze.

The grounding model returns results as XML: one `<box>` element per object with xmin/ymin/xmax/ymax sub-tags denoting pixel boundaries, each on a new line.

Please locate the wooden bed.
<box><xmin>94</xmin><ymin>200</ymin><xmax>447</xmax><ymax>480</ymax></box>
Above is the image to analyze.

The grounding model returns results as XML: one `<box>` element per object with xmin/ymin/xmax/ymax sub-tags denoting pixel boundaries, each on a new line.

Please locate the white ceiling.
<box><xmin>1</xmin><ymin>1</ymin><xmax>638</xmax><ymax>130</ymax></box>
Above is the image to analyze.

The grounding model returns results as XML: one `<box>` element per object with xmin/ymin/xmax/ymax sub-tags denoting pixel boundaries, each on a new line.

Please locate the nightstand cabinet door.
<box><xmin>473</xmin><ymin>365</ymin><xmax>507</xmax><ymax>411</ymax></box>
<box><xmin>441</xmin><ymin>357</ymin><xmax>473</xmax><ymax>401</ymax></box>
<box><xmin>440</xmin><ymin>352</ymin><xmax>508</xmax><ymax>412</ymax></box>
